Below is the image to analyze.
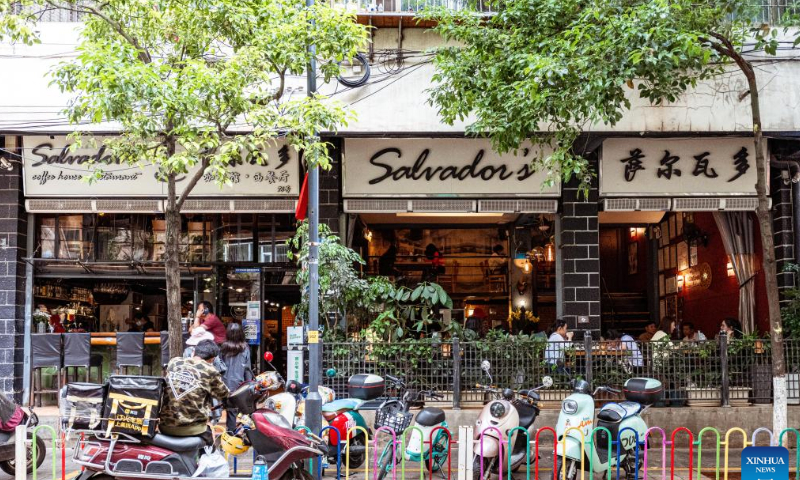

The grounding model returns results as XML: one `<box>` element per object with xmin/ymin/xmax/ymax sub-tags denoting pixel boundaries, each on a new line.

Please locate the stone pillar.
<box><xmin>559</xmin><ymin>173</ymin><xmax>601</xmax><ymax>335</ymax></box>
<box><xmin>771</xmin><ymin>170</ymin><xmax>795</xmax><ymax>304</ymax></box>
<box><xmin>0</xmin><ymin>137</ymin><xmax>27</xmax><ymax>399</ymax></box>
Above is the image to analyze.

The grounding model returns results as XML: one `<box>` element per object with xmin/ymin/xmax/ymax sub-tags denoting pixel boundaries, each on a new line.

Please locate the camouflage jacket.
<box><xmin>160</xmin><ymin>357</ymin><xmax>230</xmax><ymax>435</ymax></box>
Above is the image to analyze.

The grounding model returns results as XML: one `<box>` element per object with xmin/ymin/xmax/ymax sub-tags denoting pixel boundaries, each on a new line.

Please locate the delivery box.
<box><xmin>103</xmin><ymin>376</ymin><xmax>164</xmax><ymax>438</ymax></box>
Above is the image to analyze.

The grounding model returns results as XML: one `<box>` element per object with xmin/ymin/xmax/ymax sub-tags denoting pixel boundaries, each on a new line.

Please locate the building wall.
<box><xmin>559</xmin><ymin>169</ymin><xmax>601</xmax><ymax>335</ymax></box>
<box><xmin>0</xmin><ymin>137</ymin><xmax>27</xmax><ymax>398</ymax></box>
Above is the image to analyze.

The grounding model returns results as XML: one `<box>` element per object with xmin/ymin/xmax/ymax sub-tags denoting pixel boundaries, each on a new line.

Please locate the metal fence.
<box><xmin>322</xmin><ymin>335</ymin><xmax>800</xmax><ymax>407</ymax></box>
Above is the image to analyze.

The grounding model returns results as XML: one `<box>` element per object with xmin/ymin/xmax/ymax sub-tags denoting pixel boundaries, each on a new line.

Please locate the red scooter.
<box><xmin>73</xmin><ymin>370</ymin><xmax>325</xmax><ymax>480</ymax></box>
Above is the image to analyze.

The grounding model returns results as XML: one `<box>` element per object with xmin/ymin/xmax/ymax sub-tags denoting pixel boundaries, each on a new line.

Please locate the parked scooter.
<box><xmin>554</xmin><ymin>378</ymin><xmax>663</xmax><ymax>480</ymax></box>
<box><xmin>318</xmin><ymin>371</ymin><xmax>385</xmax><ymax>469</ymax></box>
<box><xmin>0</xmin><ymin>402</ymin><xmax>46</xmax><ymax>475</ymax></box>
<box><xmin>374</xmin><ymin>375</ymin><xmax>449</xmax><ymax>480</ymax></box>
<box><xmin>472</xmin><ymin>360</ymin><xmax>552</xmax><ymax>480</ymax></box>
<box><xmin>73</xmin><ymin>365</ymin><xmax>326</xmax><ymax>480</ymax></box>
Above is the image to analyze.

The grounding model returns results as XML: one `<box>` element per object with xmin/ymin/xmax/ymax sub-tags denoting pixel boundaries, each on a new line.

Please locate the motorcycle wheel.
<box><xmin>472</xmin><ymin>456</ymin><xmax>494</xmax><ymax>480</ymax></box>
<box><xmin>0</xmin><ymin>434</ymin><xmax>46</xmax><ymax>475</ymax></box>
<box><xmin>552</xmin><ymin>459</ymin><xmax>578</xmax><ymax>480</ymax></box>
<box><xmin>344</xmin><ymin>433</ymin><xmax>367</xmax><ymax>469</ymax></box>
<box><xmin>429</xmin><ymin>432</ymin><xmax>450</xmax><ymax>472</ymax></box>
<box><xmin>375</xmin><ymin>443</ymin><xmax>394</xmax><ymax>480</ymax></box>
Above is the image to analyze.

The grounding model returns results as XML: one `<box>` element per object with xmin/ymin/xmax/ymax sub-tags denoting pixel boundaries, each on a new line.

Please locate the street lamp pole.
<box><xmin>304</xmin><ymin>0</ymin><xmax>323</xmax><ymax>457</ymax></box>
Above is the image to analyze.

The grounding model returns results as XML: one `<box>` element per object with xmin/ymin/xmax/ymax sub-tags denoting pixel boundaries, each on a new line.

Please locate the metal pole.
<box><xmin>304</xmin><ymin>0</ymin><xmax>323</xmax><ymax>453</ymax></box>
<box><xmin>452</xmin><ymin>336</ymin><xmax>461</xmax><ymax>410</ymax></box>
<box><xmin>584</xmin><ymin>330</ymin><xmax>593</xmax><ymax>387</ymax></box>
<box><xmin>720</xmin><ymin>332</ymin><xmax>730</xmax><ymax>407</ymax></box>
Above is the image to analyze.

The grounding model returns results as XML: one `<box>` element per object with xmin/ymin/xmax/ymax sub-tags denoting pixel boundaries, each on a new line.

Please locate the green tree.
<box><xmin>424</xmin><ymin>0</ymin><xmax>795</xmax><ymax>438</ymax></box>
<box><xmin>1</xmin><ymin>0</ymin><xmax>367</xmax><ymax>357</ymax></box>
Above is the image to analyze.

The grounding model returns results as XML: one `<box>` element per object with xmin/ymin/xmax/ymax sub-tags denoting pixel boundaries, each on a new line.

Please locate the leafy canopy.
<box><xmin>1</xmin><ymin>0</ymin><xmax>368</xmax><ymax>183</ymax></box>
<box><xmin>422</xmin><ymin>0</ymin><xmax>781</xmax><ymax>191</ymax></box>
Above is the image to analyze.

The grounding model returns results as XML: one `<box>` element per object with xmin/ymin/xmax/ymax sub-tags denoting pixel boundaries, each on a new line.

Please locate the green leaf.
<box><xmin>411</xmin><ymin>286</ymin><xmax>423</xmax><ymax>302</ymax></box>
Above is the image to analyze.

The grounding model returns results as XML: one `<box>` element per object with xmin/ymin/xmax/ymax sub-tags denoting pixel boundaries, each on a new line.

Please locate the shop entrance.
<box><xmin>349</xmin><ymin>212</ymin><xmax>558</xmax><ymax>336</ymax></box>
<box><xmin>598</xmin><ymin>210</ymin><xmax>769</xmax><ymax>340</ymax></box>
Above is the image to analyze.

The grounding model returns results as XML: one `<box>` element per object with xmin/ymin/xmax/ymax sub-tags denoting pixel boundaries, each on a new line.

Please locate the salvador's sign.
<box><xmin>601</xmin><ymin>137</ymin><xmax>761</xmax><ymax>197</ymax></box>
<box><xmin>22</xmin><ymin>136</ymin><xmax>300</xmax><ymax>197</ymax></box>
<box><xmin>342</xmin><ymin>138</ymin><xmax>560</xmax><ymax>197</ymax></box>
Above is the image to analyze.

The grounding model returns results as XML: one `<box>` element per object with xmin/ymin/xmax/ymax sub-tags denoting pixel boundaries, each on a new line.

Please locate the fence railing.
<box><xmin>322</xmin><ymin>334</ymin><xmax>800</xmax><ymax>407</ymax></box>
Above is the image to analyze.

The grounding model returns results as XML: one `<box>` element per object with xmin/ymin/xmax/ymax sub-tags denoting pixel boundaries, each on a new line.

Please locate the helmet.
<box><xmin>573</xmin><ymin>379</ymin><xmax>592</xmax><ymax>395</ymax></box>
<box><xmin>219</xmin><ymin>432</ymin><xmax>250</xmax><ymax>456</ymax></box>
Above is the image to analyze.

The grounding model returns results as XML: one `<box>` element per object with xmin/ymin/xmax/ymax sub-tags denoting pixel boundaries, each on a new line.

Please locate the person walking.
<box><xmin>220</xmin><ymin>323</ymin><xmax>253</xmax><ymax>431</ymax></box>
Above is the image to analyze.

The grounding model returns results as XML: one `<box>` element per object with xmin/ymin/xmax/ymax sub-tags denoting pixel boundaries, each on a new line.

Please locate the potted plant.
<box><xmin>32</xmin><ymin>309</ymin><xmax>49</xmax><ymax>334</ymax></box>
<box><xmin>685</xmin><ymin>341</ymin><xmax>722</xmax><ymax>406</ymax></box>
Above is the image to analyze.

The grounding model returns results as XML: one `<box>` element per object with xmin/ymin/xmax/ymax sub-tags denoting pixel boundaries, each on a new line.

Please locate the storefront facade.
<box><xmin>5</xmin><ymin>135</ymin><xmax>309</xmax><ymax>400</ymax></box>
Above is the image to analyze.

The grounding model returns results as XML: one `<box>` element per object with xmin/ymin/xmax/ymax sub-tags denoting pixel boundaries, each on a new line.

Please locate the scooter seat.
<box><xmin>597</xmin><ymin>401</ymin><xmax>641</xmax><ymax>422</ymax></box>
<box><xmin>147</xmin><ymin>434</ymin><xmax>207</xmax><ymax>452</ymax></box>
<box><xmin>415</xmin><ymin>407</ymin><xmax>445</xmax><ymax>427</ymax></box>
<box><xmin>322</xmin><ymin>398</ymin><xmax>363</xmax><ymax>413</ymax></box>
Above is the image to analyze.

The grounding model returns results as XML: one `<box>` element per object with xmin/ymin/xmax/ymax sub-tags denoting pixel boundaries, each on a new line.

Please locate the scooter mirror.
<box><xmin>325</xmin><ymin>368</ymin><xmax>337</xmax><ymax>378</ymax></box>
<box><xmin>542</xmin><ymin>376</ymin><xmax>553</xmax><ymax>388</ymax></box>
<box><xmin>481</xmin><ymin>360</ymin><xmax>491</xmax><ymax>372</ymax></box>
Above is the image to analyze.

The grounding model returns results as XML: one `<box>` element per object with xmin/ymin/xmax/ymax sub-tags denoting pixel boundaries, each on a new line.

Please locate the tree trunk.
<box><xmin>165</xmin><ymin>173</ymin><xmax>184</xmax><ymax>359</ymax></box>
<box><xmin>745</xmin><ymin>66</ymin><xmax>787</xmax><ymax>439</ymax></box>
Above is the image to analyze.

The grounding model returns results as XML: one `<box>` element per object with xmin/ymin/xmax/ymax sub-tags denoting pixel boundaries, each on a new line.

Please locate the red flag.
<box><xmin>295</xmin><ymin>172</ymin><xmax>309</xmax><ymax>221</ymax></box>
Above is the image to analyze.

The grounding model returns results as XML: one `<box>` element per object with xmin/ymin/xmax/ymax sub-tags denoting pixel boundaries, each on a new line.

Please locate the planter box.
<box><xmin>729</xmin><ymin>387</ymin><xmax>752</xmax><ymax>406</ymax></box>
<box><xmin>685</xmin><ymin>387</ymin><xmax>750</xmax><ymax>406</ymax></box>
<box><xmin>789</xmin><ymin>374</ymin><xmax>800</xmax><ymax>405</ymax></box>
<box><xmin>685</xmin><ymin>387</ymin><xmax>720</xmax><ymax>407</ymax></box>
<box><xmin>540</xmin><ymin>389</ymin><xmax>571</xmax><ymax>409</ymax></box>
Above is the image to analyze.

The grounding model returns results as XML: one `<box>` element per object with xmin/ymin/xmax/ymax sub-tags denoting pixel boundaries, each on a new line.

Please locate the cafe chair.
<box><xmin>481</xmin><ymin>260</ymin><xmax>506</xmax><ymax>293</ymax></box>
<box><xmin>30</xmin><ymin>333</ymin><xmax>62</xmax><ymax>407</ymax></box>
<box><xmin>437</xmin><ymin>260</ymin><xmax>459</xmax><ymax>293</ymax></box>
<box><xmin>115</xmin><ymin>332</ymin><xmax>145</xmax><ymax>375</ymax></box>
<box><xmin>63</xmin><ymin>333</ymin><xmax>92</xmax><ymax>383</ymax></box>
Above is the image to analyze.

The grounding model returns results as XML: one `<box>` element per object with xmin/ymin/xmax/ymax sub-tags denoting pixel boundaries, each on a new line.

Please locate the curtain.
<box><xmin>713</xmin><ymin>212</ymin><xmax>756</xmax><ymax>333</ymax></box>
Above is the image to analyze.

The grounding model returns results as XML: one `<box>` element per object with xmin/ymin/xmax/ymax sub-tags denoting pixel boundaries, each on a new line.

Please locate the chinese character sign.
<box><xmin>602</xmin><ymin>138</ymin><xmax>761</xmax><ymax>196</ymax></box>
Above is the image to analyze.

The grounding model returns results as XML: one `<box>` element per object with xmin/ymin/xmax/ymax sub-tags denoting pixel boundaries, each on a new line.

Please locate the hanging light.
<box><xmin>544</xmin><ymin>239</ymin><xmax>555</xmax><ymax>262</ymax></box>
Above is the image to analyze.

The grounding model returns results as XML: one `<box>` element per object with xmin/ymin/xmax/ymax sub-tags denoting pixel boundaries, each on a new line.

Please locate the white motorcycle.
<box><xmin>472</xmin><ymin>360</ymin><xmax>552</xmax><ymax>480</ymax></box>
<box><xmin>554</xmin><ymin>378</ymin><xmax>662</xmax><ymax>480</ymax></box>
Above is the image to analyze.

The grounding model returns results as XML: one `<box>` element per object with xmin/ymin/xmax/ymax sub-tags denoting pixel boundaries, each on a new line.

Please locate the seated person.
<box><xmin>160</xmin><ymin>340</ymin><xmax>230</xmax><ymax>444</ymax></box>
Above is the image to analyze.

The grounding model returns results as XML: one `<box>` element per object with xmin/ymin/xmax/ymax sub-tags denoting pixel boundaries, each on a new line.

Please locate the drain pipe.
<box><xmin>771</xmin><ymin>158</ymin><xmax>800</xmax><ymax>265</ymax></box>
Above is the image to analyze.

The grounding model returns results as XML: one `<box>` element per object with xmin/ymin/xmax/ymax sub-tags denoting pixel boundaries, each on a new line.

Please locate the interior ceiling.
<box><xmin>599</xmin><ymin>211</ymin><xmax>666</xmax><ymax>224</ymax></box>
<box><xmin>359</xmin><ymin>213</ymin><xmax>521</xmax><ymax>225</ymax></box>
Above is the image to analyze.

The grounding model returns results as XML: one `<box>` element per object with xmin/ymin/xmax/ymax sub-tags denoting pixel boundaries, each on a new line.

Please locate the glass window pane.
<box><xmin>217</xmin><ymin>214</ymin><xmax>253</xmax><ymax>262</ymax></box>
<box><xmin>38</xmin><ymin>216</ymin><xmax>55</xmax><ymax>259</ymax></box>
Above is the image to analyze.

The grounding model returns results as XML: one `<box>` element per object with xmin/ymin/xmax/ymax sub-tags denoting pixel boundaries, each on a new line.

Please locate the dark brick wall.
<box><xmin>559</xmin><ymin>171</ymin><xmax>601</xmax><ymax>335</ymax></box>
<box><xmin>0</xmin><ymin>143</ymin><xmax>27</xmax><ymax>399</ymax></box>
<box><xmin>772</xmin><ymin>169</ymin><xmax>796</xmax><ymax>303</ymax></box>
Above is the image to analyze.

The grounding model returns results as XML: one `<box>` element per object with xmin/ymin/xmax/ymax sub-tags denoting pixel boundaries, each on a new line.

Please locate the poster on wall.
<box><xmin>671</xmin><ymin>245</ymin><xmax>678</xmax><ymax>268</ymax></box>
<box><xmin>690</xmin><ymin>244</ymin><xmax>698</xmax><ymax>267</ymax></box>
<box><xmin>658</xmin><ymin>248</ymin><xmax>665</xmax><ymax>271</ymax></box>
<box><xmin>676</xmin><ymin>213</ymin><xmax>684</xmax><ymax>235</ymax></box>
<box><xmin>666</xmin><ymin>276</ymin><xmax>677</xmax><ymax>294</ymax></box>
<box><xmin>659</xmin><ymin>274</ymin><xmax>665</xmax><ymax>296</ymax></box>
<box><xmin>677</xmin><ymin>241</ymin><xmax>689</xmax><ymax>272</ymax></box>
<box><xmin>666</xmin><ymin>295</ymin><xmax>678</xmax><ymax>319</ymax></box>
<box><xmin>628</xmin><ymin>243</ymin><xmax>638</xmax><ymax>274</ymax></box>
<box><xmin>660</xmin><ymin>221</ymin><xmax>669</xmax><ymax>247</ymax></box>
<box><xmin>669</xmin><ymin>215</ymin><xmax>677</xmax><ymax>240</ymax></box>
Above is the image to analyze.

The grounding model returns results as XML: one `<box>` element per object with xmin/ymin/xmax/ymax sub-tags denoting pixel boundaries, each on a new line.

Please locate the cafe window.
<box><xmin>257</xmin><ymin>214</ymin><xmax>295</xmax><ymax>263</ymax></box>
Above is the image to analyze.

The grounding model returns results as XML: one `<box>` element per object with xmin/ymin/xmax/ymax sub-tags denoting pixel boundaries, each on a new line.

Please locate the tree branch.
<box><xmin>42</xmin><ymin>0</ymin><xmax>152</xmax><ymax>64</ymax></box>
<box><xmin>175</xmin><ymin>156</ymin><xmax>210</xmax><ymax>211</ymax></box>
